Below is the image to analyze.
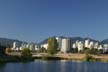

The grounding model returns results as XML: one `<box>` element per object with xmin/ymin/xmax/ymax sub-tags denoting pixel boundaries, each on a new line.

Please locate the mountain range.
<box><xmin>39</xmin><ymin>36</ymin><xmax>108</xmax><ymax>45</ymax></box>
<box><xmin>0</xmin><ymin>36</ymin><xmax>108</xmax><ymax>48</ymax></box>
<box><xmin>0</xmin><ymin>38</ymin><xmax>27</xmax><ymax>48</ymax></box>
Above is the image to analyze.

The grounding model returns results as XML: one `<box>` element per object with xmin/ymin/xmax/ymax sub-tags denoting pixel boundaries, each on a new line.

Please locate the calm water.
<box><xmin>0</xmin><ymin>60</ymin><xmax>108</xmax><ymax>72</ymax></box>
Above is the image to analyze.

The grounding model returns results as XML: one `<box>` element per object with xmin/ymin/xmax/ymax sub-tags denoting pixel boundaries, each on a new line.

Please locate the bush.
<box><xmin>5</xmin><ymin>48</ymin><xmax>12</xmax><ymax>53</ymax></box>
<box><xmin>38</xmin><ymin>47</ymin><xmax>47</xmax><ymax>53</ymax></box>
<box><xmin>21</xmin><ymin>48</ymin><xmax>32</xmax><ymax>61</ymax></box>
<box><xmin>89</xmin><ymin>48</ymin><xmax>98</xmax><ymax>54</ymax></box>
<box><xmin>83</xmin><ymin>47</ymin><xmax>89</xmax><ymax>52</ymax></box>
<box><xmin>84</xmin><ymin>53</ymin><xmax>93</xmax><ymax>61</ymax></box>
<box><xmin>98</xmin><ymin>49</ymin><xmax>103</xmax><ymax>54</ymax></box>
<box><xmin>83</xmin><ymin>47</ymin><xmax>99</xmax><ymax>55</ymax></box>
<box><xmin>71</xmin><ymin>48</ymin><xmax>78</xmax><ymax>53</ymax></box>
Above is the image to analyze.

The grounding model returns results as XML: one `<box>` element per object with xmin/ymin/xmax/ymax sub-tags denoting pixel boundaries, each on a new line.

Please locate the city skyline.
<box><xmin>0</xmin><ymin>0</ymin><xmax>108</xmax><ymax>42</ymax></box>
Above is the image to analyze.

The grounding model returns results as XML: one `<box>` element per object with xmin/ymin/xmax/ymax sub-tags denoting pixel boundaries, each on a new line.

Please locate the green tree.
<box><xmin>83</xmin><ymin>47</ymin><xmax>99</xmax><ymax>55</ymax></box>
<box><xmin>84</xmin><ymin>53</ymin><xmax>93</xmax><ymax>62</ymax></box>
<box><xmin>21</xmin><ymin>48</ymin><xmax>32</xmax><ymax>61</ymax></box>
<box><xmin>47</xmin><ymin>37</ymin><xmax>58</xmax><ymax>55</ymax></box>
<box><xmin>83</xmin><ymin>47</ymin><xmax>90</xmax><ymax>54</ymax></box>
<box><xmin>71</xmin><ymin>48</ymin><xmax>78</xmax><ymax>53</ymax></box>
<box><xmin>5</xmin><ymin>48</ymin><xmax>12</xmax><ymax>54</ymax></box>
<box><xmin>90</xmin><ymin>48</ymin><xmax>98</xmax><ymax>54</ymax></box>
<box><xmin>98</xmin><ymin>49</ymin><xmax>103</xmax><ymax>54</ymax></box>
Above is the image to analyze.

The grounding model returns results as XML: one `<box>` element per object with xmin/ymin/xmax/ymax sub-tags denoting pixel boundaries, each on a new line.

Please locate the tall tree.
<box><xmin>47</xmin><ymin>37</ymin><xmax>58</xmax><ymax>55</ymax></box>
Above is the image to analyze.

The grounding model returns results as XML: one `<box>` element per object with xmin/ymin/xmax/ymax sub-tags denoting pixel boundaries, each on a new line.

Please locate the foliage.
<box><xmin>71</xmin><ymin>47</ymin><xmax>105</xmax><ymax>55</ymax></box>
<box><xmin>84</xmin><ymin>53</ymin><xmax>93</xmax><ymax>62</ymax></box>
<box><xmin>90</xmin><ymin>48</ymin><xmax>98</xmax><ymax>54</ymax></box>
<box><xmin>38</xmin><ymin>47</ymin><xmax>47</xmax><ymax>53</ymax></box>
<box><xmin>83</xmin><ymin>47</ymin><xmax>90</xmax><ymax>53</ymax></box>
<box><xmin>83</xmin><ymin>47</ymin><xmax>99</xmax><ymax>55</ymax></box>
<box><xmin>5</xmin><ymin>48</ymin><xmax>12</xmax><ymax>53</ymax></box>
<box><xmin>98</xmin><ymin>49</ymin><xmax>103</xmax><ymax>54</ymax></box>
<box><xmin>71</xmin><ymin>48</ymin><xmax>78</xmax><ymax>53</ymax></box>
<box><xmin>21</xmin><ymin>48</ymin><xmax>32</xmax><ymax>61</ymax></box>
<box><xmin>47</xmin><ymin>37</ymin><xmax>58</xmax><ymax>55</ymax></box>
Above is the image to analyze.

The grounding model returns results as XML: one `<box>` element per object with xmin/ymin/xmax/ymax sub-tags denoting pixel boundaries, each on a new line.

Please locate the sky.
<box><xmin>0</xmin><ymin>0</ymin><xmax>108</xmax><ymax>43</ymax></box>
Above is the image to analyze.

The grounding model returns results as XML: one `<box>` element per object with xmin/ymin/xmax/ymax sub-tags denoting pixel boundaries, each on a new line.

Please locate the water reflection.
<box><xmin>0</xmin><ymin>63</ymin><xmax>6</xmax><ymax>69</ymax></box>
<box><xmin>43</xmin><ymin>60</ymin><xmax>57</xmax><ymax>72</ymax></box>
<box><xmin>0</xmin><ymin>63</ymin><xmax>6</xmax><ymax>72</ymax></box>
<box><xmin>0</xmin><ymin>61</ymin><xmax>108</xmax><ymax>72</ymax></box>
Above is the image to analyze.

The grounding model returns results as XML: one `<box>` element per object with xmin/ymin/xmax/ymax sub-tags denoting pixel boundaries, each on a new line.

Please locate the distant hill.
<box><xmin>0</xmin><ymin>36</ymin><xmax>108</xmax><ymax>48</ymax></box>
<box><xmin>39</xmin><ymin>36</ymin><xmax>107</xmax><ymax>45</ymax></box>
<box><xmin>101</xmin><ymin>39</ymin><xmax>108</xmax><ymax>44</ymax></box>
<box><xmin>0</xmin><ymin>38</ymin><xmax>27</xmax><ymax>48</ymax></box>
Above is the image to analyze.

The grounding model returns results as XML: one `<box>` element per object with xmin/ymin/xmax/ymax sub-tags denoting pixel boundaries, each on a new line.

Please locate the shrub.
<box><xmin>21</xmin><ymin>48</ymin><xmax>32</xmax><ymax>61</ymax></box>
<box><xmin>84</xmin><ymin>53</ymin><xmax>93</xmax><ymax>62</ymax></box>
<box><xmin>5</xmin><ymin>48</ymin><xmax>12</xmax><ymax>53</ymax></box>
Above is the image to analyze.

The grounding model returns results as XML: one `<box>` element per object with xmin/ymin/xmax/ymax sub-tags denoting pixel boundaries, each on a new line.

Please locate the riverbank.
<box><xmin>1</xmin><ymin>53</ymin><xmax>108</xmax><ymax>63</ymax></box>
<box><xmin>33</xmin><ymin>53</ymin><xmax>108</xmax><ymax>62</ymax></box>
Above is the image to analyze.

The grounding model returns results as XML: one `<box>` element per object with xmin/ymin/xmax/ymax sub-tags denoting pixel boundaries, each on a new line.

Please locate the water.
<box><xmin>0</xmin><ymin>60</ymin><xmax>108</xmax><ymax>72</ymax></box>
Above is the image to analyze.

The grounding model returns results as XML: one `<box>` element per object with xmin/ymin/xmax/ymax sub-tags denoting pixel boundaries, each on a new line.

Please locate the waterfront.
<box><xmin>0</xmin><ymin>60</ymin><xmax>108</xmax><ymax>72</ymax></box>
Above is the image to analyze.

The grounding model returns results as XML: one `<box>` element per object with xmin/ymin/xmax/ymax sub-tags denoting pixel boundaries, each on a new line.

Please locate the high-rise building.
<box><xmin>77</xmin><ymin>41</ymin><xmax>83</xmax><ymax>51</ymax></box>
<box><xmin>75</xmin><ymin>40</ymin><xmax>79</xmax><ymax>48</ymax></box>
<box><xmin>98</xmin><ymin>45</ymin><xmax>103</xmax><ymax>50</ymax></box>
<box><xmin>61</xmin><ymin>38</ymin><xmax>71</xmax><ymax>53</ymax></box>
<box><xmin>94</xmin><ymin>42</ymin><xmax>99</xmax><ymax>49</ymax></box>
<box><xmin>89</xmin><ymin>41</ymin><xmax>94</xmax><ymax>49</ymax></box>
<box><xmin>103</xmin><ymin>44</ymin><xmax>108</xmax><ymax>53</ymax></box>
<box><xmin>85</xmin><ymin>40</ymin><xmax>89</xmax><ymax>48</ymax></box>
<box><xmin>13</xmin><ymin>42</ymin><xmax>17</xmax><ymax>48</ymax></box>
<box><xmin>20</xmin><ymin>43</ymin><xmax>27</xmax><ymax>50</ymax></box>
<box><xmin>72</xmin><ymin>43</ymin><xmax>76</xmax><ymax>48</ymax></box>
<box><xmin>11</xmin><ymin>42</ymin><xmax>18</xmax><ymax>51</ymax></box>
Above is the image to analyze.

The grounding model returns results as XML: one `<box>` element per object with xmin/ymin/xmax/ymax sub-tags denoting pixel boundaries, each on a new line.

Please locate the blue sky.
<box><xmin>0</xmin><ymin>0</ymin><xmax>108</xmax><ymax>42</ymax></box>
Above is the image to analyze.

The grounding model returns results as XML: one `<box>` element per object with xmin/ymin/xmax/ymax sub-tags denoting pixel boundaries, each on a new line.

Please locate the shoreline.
<box><xmin>32</xmin><ymin>53</ymin><xmax>108</xmax><ymax>62</ymax></box>
<box><xmin>1</xmin><ymin>53</ymin><xmax>108</xmax><ymax>63</ymax></box>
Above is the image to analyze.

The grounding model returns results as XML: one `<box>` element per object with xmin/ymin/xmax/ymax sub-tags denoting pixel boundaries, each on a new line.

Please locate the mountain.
<box><xmin>0</xmin><ymin>38</ymin><xmax>27</xmax><ymax>48</ymax></box>
<box><xmin>39</xmin><ymin>38</ymin><xmax>48</xmax><ymax>45</ymax></box>
<box><xmin>39</xmin><ymin>36</ymin><xmax>102</xmax><ymax>45</ymax></box>
<box><xmin>0</xmin><ymin>36</ymin><xmax>108</xmax><ymax>48</ymax></box>
<box><xmin>101</xmin><ymin>39</ymin><xmax>108</xmax><ymax>44</ymax></box>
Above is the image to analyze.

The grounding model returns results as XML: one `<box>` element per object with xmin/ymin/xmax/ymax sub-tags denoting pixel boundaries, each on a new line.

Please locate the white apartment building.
<box><xmin>77</xmin><ymin>41</ymin><xmax>84</xmax><ymax>51</ymax></box>
<box><xmin>11</xmin><ymin>42</ymin><xmax>18</xmax><ymax>51</ymax></box>
<box><xmin>35</xmin><ymin>45</ymin><xmax>40</xmax><ymax>50</ymax></box>
<box><xmin>89</xmin><ymin>41</ymin><xmax>94</xmax><ymax>49</ymax></box>
<box><xmin>61</xmin><ymin>38</ymin><xmax>70</xmax><ymax>53</ymax></box>
<box><xmin>75</xmin><ymin>40</ymin><xmax>79</xmax><ymax>48</ymax></box>
<box><xmin>85</xmin><ymin>40</ymin><xmax>89</xmax><ymax>48</ymax></box>
<box><xmin>103</xmin><ymin>44</ymin><xmax>108</xmax><ymax>53</ymax></box>
<box><xmin>72</xmin><ymin>43</ymin><xmax>76</xmax><ymax>48</ymax></box>
<box><xmin>13</xmin><ymin>42</ymin><xmax>17</xmax><ymax>48</ymax></box>
<box><xmin>41</xmin><ymin>43</ymin><xmax>48</xmax><ymax>50</ymax></box>
<box><xmin>94</xmin><ymin>42</ymin><xmax>99</xmax><ymax>49</ymax></box>
<box><xmin>98</xmin><ymin>45</ymin><xmax>103</xmax><ymax>50</ymax></box>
